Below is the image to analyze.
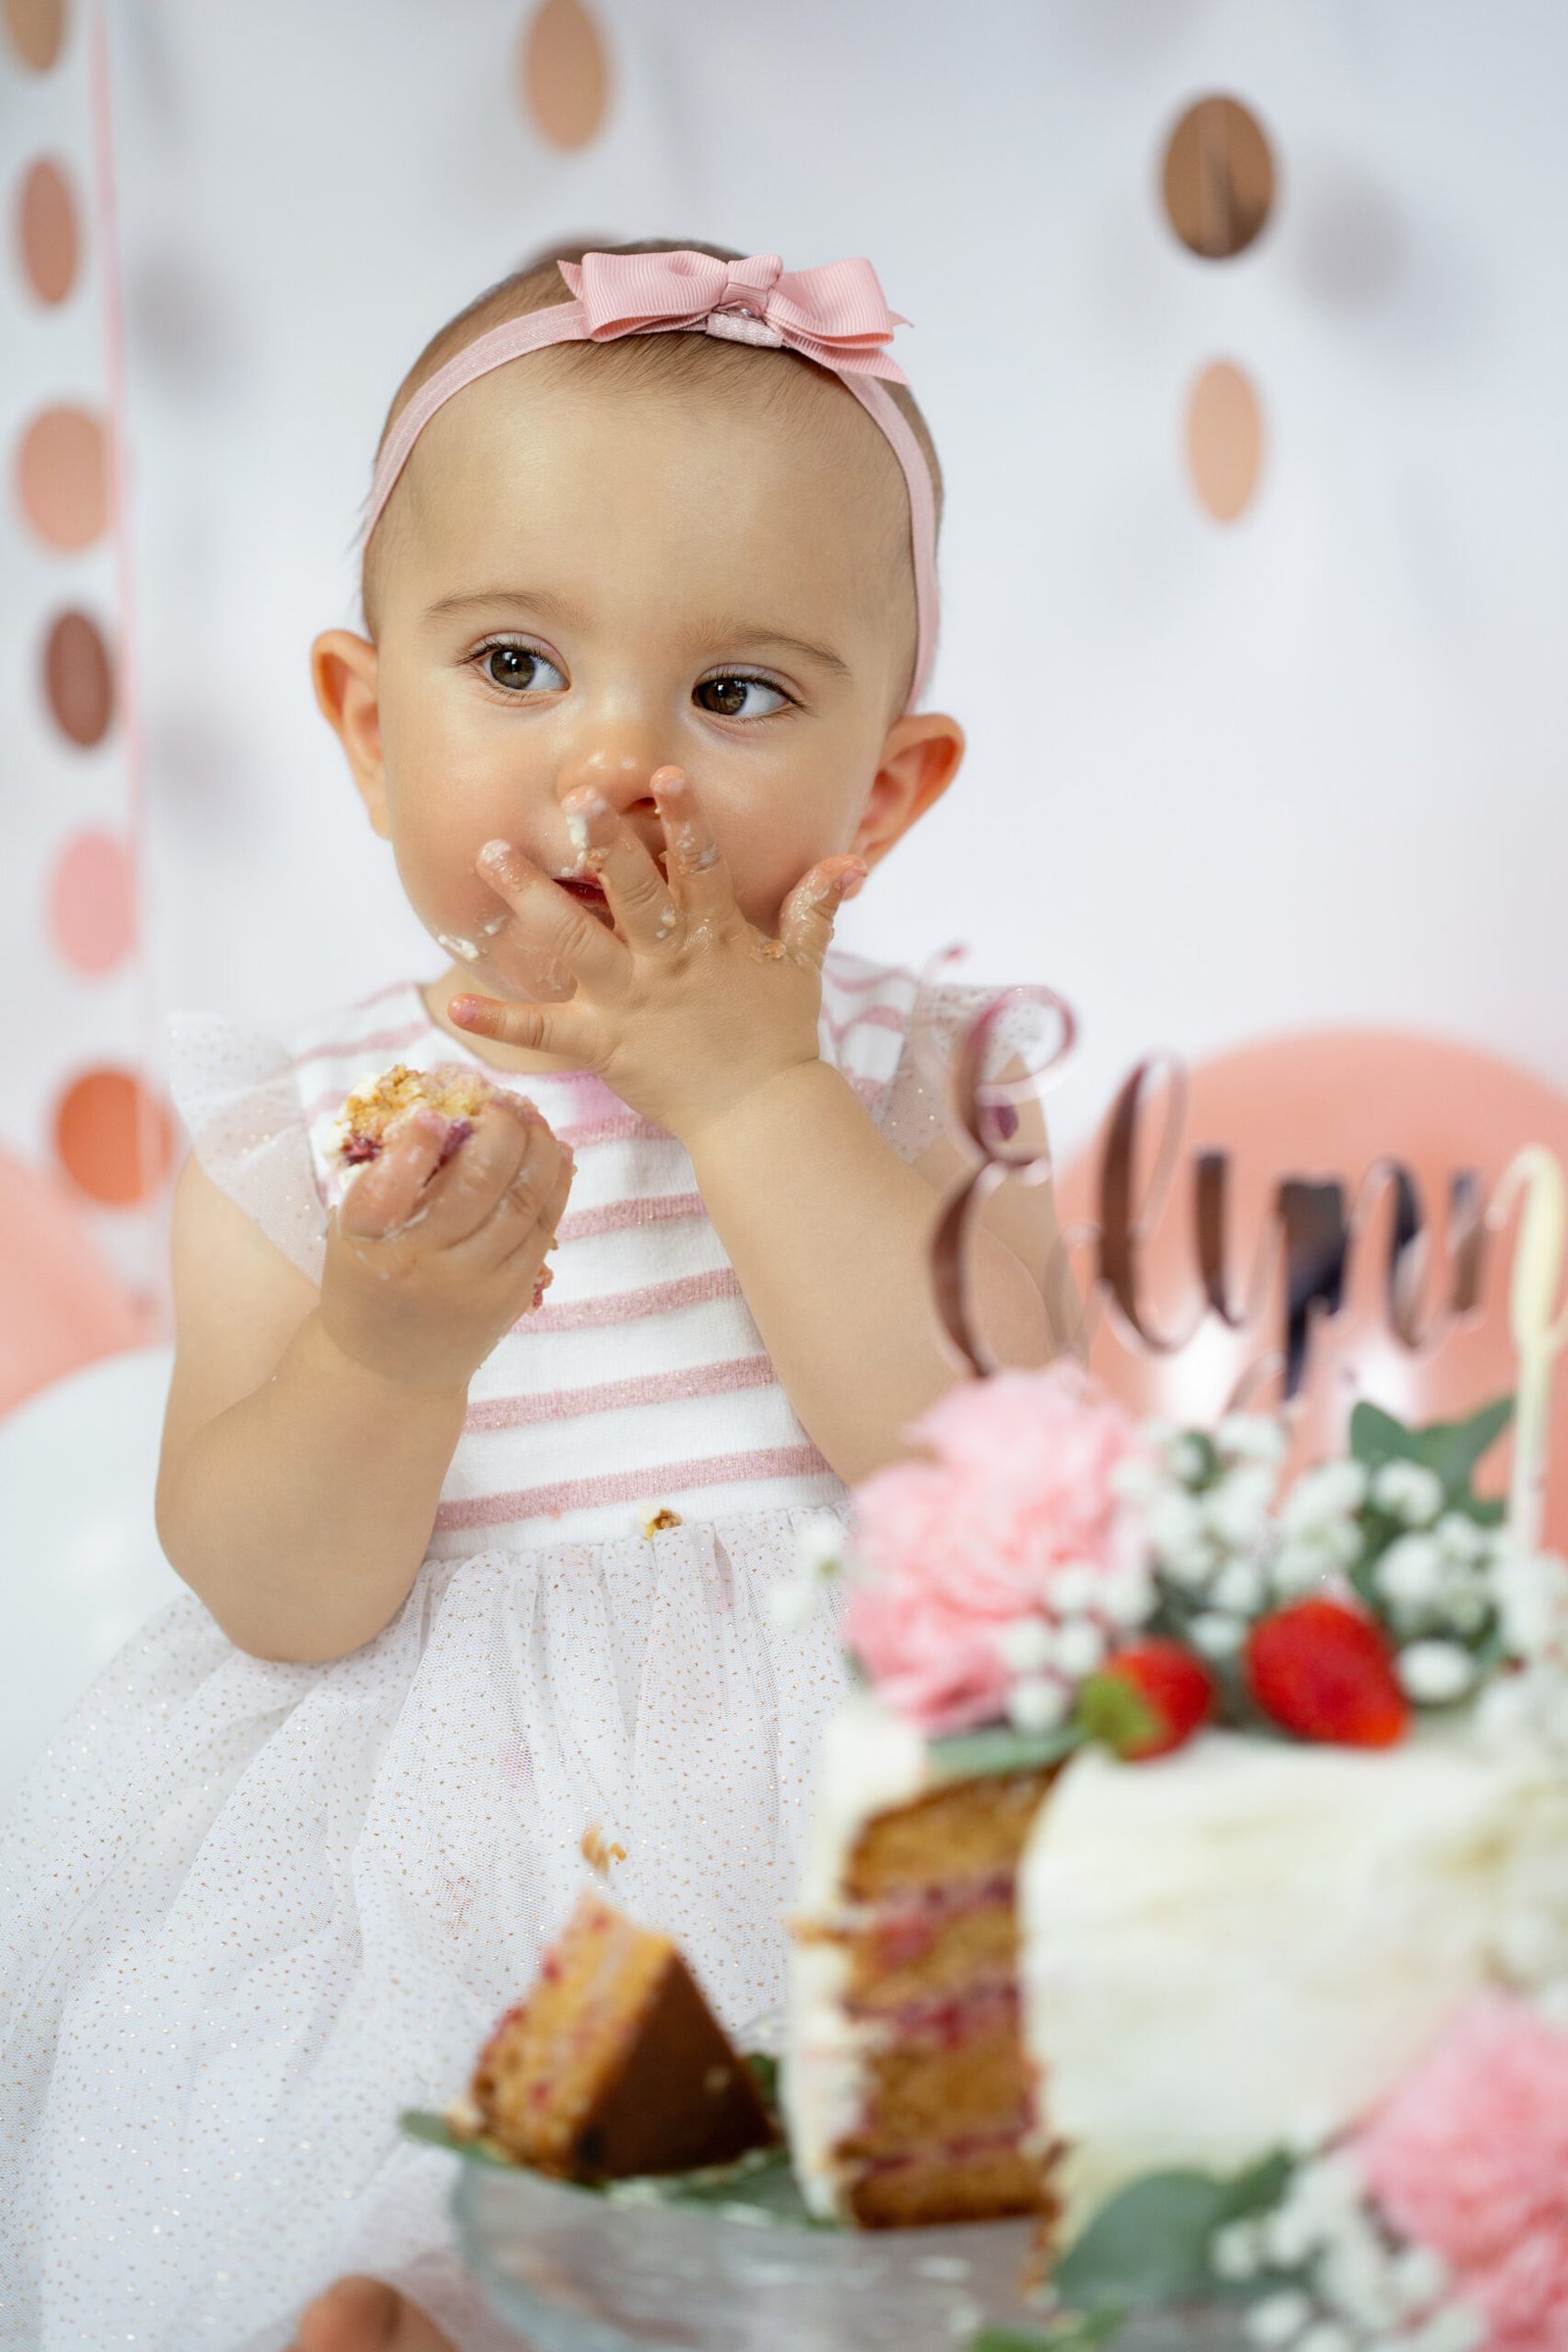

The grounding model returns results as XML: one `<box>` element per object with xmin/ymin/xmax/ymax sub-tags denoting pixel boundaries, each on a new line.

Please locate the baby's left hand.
<box><xmin>450</xmin><ymin>766</ymin><xmax>864</xmax><ymax>1148</ymax></box>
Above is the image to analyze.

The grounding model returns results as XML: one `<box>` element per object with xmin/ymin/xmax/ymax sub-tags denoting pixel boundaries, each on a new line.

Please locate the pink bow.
<box><xmin>556</xmin><ymin>249</ymin><xmax>911</xmax><ymax>381</ymax></box>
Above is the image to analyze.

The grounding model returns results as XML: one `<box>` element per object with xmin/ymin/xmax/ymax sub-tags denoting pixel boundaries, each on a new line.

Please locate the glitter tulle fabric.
<box><xmin>0</xmin><ymin>951</ymin><xmax>1044</xmax><ymax>2351</ymax></box>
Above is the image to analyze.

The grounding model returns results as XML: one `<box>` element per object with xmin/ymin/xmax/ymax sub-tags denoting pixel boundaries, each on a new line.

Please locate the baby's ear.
<box><xmin>311</xmin><ymin>629</ymin><xmax>390</xmax><ymax>839</ymax></box>
<box><xmin>851</xmin><ymin>710</ymin><xmax>966</xmax><ymax>872</ymax></box>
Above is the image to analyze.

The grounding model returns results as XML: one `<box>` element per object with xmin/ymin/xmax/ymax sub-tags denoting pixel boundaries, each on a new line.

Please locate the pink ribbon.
<box><xmin>557</xmin><ymin>249</ymin><xmax>911</xmax><ymax>380</ymax></box>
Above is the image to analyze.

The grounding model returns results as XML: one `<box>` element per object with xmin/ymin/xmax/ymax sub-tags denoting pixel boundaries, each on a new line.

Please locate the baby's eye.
<box><xmin>694</xmin><ymin>674</ymin><xmax>790</xmax><ymax>719</ymax></box>
<box><xmin>477</xmin><ymin>644</ymin><xmax>566</xmax><ymax>695</ymax></box>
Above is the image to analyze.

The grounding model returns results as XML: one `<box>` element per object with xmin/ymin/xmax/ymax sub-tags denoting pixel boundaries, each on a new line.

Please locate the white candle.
<box><xmin>1497</xmin><ymin>1147</ymin><xmax>1568</xmax><ymax>1551</ymax></box>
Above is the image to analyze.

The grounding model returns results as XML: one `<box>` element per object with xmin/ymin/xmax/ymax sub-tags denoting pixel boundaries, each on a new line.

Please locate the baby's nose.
<box><xmin>556</xmin><ymin>746</ymin><xmax>660</xmax><ymax>817</ymax></box>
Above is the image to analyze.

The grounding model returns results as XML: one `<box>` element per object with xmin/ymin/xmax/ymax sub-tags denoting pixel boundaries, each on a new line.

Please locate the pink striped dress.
<box><xmin>0</xmin><ymin>947</ymin><xmax>974</xmax><ymax>2352</ymax></box>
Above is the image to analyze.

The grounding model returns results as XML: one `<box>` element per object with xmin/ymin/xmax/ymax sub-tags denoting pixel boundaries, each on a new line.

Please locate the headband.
<box><xmin>362</xmin><ymin>249</ymin><xmax>938</xmax><ymax>711</ymax></box>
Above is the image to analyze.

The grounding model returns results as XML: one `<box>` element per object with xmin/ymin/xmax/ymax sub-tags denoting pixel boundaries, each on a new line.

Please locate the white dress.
<box><xmin>0</xmin><ymin>949</ymin><xmax>991</xmax><ymax>2352</ymax></box>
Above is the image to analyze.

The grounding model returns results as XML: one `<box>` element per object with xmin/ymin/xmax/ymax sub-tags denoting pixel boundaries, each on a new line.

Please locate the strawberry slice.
<box><xmin>1246</xmin><ymin>1596</ymin><xmax>1408</xmax><ymax>1747</ymax></box>
<box><xmin>1080</xmin><ymin>1640</ymin><xmax>1216</xmax><ymax>1760</ymax></box>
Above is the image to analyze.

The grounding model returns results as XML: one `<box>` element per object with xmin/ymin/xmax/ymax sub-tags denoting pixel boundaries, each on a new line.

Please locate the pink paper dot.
<box><xmin>49</xmin><ymin>827</ymin><xmax>135</xmax><ymax>973</ymax></box>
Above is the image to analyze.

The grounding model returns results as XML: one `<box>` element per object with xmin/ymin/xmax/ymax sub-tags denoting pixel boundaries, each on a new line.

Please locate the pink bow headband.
<box><xmin>362</xmin><ymin>249</ymin><xmax>939</xmax><ymax>711</ymax></box>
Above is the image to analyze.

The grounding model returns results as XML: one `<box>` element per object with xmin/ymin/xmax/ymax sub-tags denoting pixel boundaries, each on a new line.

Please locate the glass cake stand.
<box><xmin>453</xmin><ymin>2163</ymin><xmax>1250</xmax><ymax>2352</ymax></box>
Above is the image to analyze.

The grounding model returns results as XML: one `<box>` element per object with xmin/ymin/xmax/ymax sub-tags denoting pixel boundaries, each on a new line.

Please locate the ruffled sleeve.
<box><xmin>864</xmin><ymin>966</ymin><xmax>1071</xmax><ymax>1168</ymax></box>
<box><xmin>165</xmin><ymin>1013</ymin><xmax>327</xmax><ymax>1285</ymax></box>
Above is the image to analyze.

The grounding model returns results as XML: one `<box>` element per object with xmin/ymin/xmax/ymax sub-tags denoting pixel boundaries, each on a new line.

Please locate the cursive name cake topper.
<box><xmin>930</xmin><ymin>985</ymin><xmax>1568</xmax><ymax>1549</ymax></box>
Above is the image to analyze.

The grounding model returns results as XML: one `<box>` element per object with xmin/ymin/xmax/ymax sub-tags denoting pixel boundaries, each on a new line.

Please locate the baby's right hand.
<box><xmin>319</xmin><ymin>1101</ymin><xmax>573</xmax><ymax>1393</ymax></box>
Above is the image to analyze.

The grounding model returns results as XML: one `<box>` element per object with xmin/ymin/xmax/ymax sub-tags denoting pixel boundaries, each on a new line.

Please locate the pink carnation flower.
<box><xmin>1355</xmin><ymin>1992</ymin><xmax>1568</xmax><ymax>2351</ymax></box>
<box><xmin>843</xmin><ymin>1364</ymin><xmax>1149</xmax><ymax>1737</ymax></box>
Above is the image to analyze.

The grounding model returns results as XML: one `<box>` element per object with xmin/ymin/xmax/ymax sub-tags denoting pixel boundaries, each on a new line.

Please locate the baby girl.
<box><xmin>0</xmin><ymin>237</ymin><xmax>1055</xmax><ymax>2351</ymax></box>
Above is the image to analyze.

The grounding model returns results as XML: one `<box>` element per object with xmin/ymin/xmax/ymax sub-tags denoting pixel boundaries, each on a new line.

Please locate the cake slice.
<box><xmin>469</xmin><ymin>1891</ymin><xmax>778</xmax><ymax>2181</ymax></box>
<box><xmin>329</xmin><ymin>1060</ymin><xmax>557</xmax><ymax>1305</ymax></box>
<box><xmin>331</xmin><ymin>1059</ymin><xmax>543</xmax><ymax>1173</ymax></box>
<box><xmin>785</xmin><ymin>1694</ymin><xmax>1061</xmax><ymax>2230</ymax></box>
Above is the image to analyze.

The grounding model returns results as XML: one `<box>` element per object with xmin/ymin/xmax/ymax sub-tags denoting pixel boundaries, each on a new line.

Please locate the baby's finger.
<box><xmin>778</xmin><ymin>856</ymin><xmax>867</xmax><ymax>971</ymax></box>
<box><xmin>474</xmin><ymin>838</ymin><xmax>622</xmax><ymax>996</ymax></box>
<box><xmin>653</xmin><ymin>766</ymin><xmax>737</xmax><ymax>927</ymax></box>
<box><xmin>564</xmin><ymin>787</ymin><xmax>676</xmax><ymax>952</ymax></box>
<box><xmin>337</xmin><ymin>1109</ymin><xmax>450</xmax><ymax>1240</ymax></box>
<box><xmin>462</xmin><ymin>1122</ymin><xmax>564</xmax><ymax>1265</ymax></box>
<box><xmin>502</xmin><ymin>1148</ymin><xmax>576</xmax><ymax>1283</ymax></box>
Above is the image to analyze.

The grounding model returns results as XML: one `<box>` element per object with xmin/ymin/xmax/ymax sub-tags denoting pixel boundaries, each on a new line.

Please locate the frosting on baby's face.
<box><xmin>314</xmin><ymin>358</ymin><xmax>962</xmax><ymax>1062</ymax></box>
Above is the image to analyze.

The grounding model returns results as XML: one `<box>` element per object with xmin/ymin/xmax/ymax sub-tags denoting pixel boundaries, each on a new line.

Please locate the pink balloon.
<box><xmin>0</xmin><ymin>1146</ymin><xmax>145</xmax><ymax>1417</ymax></box>
<box><xmin>1055</xmin><ymin>1030</ymin><xmax>1568</xmax><ymax>1551</ymax></box>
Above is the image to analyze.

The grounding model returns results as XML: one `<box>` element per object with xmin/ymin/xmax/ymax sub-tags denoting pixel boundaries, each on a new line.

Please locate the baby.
<box><xmin>0</xmin><ymin>238</ymin><xmax>1056</xmax><ymax>2352</ymax></box>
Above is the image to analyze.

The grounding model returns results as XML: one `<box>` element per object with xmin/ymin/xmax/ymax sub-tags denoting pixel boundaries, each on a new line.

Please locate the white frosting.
<box><xmin>782</xmin><ymin>1693</ymin><xmax>929</xmax><ymax>2219</ymax></box>
<box><xmin>1019</xmin><ymin>1721</ymin><xmax>1568</xmax><ymax>2231</ymax></box>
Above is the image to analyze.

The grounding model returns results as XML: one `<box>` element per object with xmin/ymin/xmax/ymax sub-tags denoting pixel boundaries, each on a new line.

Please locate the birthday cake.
<box><xmin>781</xmin><ymin>1366</ymin><xmax>1568</xmax><ymax>2347</ymax></box>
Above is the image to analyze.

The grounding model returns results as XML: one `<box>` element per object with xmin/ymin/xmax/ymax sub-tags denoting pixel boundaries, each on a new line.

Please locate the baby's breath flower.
<box><xmin>1434</xmin><ymin>1513</ymin><xmax>1490</xmax><ymax>1567</ymax></box>
<box><xmin>1370</xmin><ymin>1460</ymin><xmax>1445</xmax><ymax>1528</ymax></box>
<box><xmin>997</xmin><ymin>1616</ymin><xmax>1054</xmax><ymax>1675</ymax></box>
<box><xmin>1280</xmin><ymin>1461</ymin><xmax>1369</xmax><ymax>1536</ymax></box>
<box><xmin>1051</xmin><ymin>1560</ymin><xmax>1102</xmax><ymax>1617</ymax></box>
<box><xmin>1375</xmin><ymin>1537</ymin><xmax>1444</xmax><ymax>1609</ymax></box>
<box><xmin>1167</xmin><ymin>1433</ymin><xmax>1210</xmax><ymax>1490</ymax></box>
<box><xmin>1051</xmin><ymin>1616</ymin><xmax>1107</xmax><ymax>1680</ymax></box>
<box><xmin>1191</xmin><ymin>1610</ymin><xmax>1247</xmax><ymax>1658</ymax></box>
<box><xmin>1396</xmin><ymin>1642</ymin><xmax>1477</xmax><ymax>1705</ymax></box>
<box><xmin>1212</xmin><ymin>1556</ymin><xmax>1267</xmax><ymax>1617</ymax></box>
<box><xmin>1007</xmin><ymin>1674</ymin><xmax>1069</xmax><ymax>1735</ymax></box>
<box><xmin>1245</xmin><ymin>2290</ymin><xmax>1314</xmax><ymax>2348</ymax></box>
<box><xmin>1210</xmin><ymin>2219</ymin><xmax>1264</xmax><ymax>2281</ymax></box>
<box><xmin>1217</xmin><ymin>1412</ymin><xmax>1290</xmax><ymax>1467</ymax></box>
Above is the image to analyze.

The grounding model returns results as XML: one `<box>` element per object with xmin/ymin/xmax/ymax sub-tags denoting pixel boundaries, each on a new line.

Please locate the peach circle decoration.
<box><xmin>1186</xmin><ymin>360</ymin><xmax>1263</xmax><ymax>522</ymax></box>
<box><xmin>18</xmin><ymin>156</ymin><xmax>78</xmax><ymax>304</ymax></box>
<box><xmin>50</xmin><ymin>829</ymin><xmax>135</xmax><ymax>975</ymax></box>
<box><xmin>3</xmin><ymin>0</ymin><xmax>65</xmax><ymax>71</ymax></box>
<box><xmin>520</xmin><ymin>0</ymin><xmax>610</xmax><ymax>150</ymax></box>
<box><xmin>54</xmin><ymin>1068</ymin><xmax>174</xmax><ymax>1206</ymax></box>
<box><xmin>1054</xmin><ymin>1029</ymin><xmax>1568</xmax><ymax>1554</ymax></box>
<box><xmin>16</xmin><ymin>403</ymin><xmax>108</xmax><ymax>550</ymax></box>
<box><xmin>1161</xmin><ymin>95</ymin><xmax>1276</xmax><ymax>261</ymax></box>
<box><xmin>43</xmin><ymin>608</ymin><xmax>114</xmax><ymax>746</ymax></box>
<box><xmin>0</xmin><ymin>1146</ymin><xmax>142</xmax><ymax>1417</ymax></box>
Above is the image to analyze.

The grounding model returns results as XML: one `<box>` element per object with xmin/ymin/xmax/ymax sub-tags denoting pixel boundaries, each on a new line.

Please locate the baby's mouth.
<box><xmin>556</xmin><ymin>871</ymin><xmax>614</xmax><ymax>925</ymax></box>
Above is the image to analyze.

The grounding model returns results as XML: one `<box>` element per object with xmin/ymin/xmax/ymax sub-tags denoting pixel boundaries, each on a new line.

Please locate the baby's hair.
<box><xmin>360</xmin><ymin>235</ymin><xmax>945</xmax><ymax>708</ymax></box>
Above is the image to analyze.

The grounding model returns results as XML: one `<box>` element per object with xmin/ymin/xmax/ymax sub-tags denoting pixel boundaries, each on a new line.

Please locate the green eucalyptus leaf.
<box><xmin>972</xmin><ymin>2310</ymin><xmax>1125</xmax><ymax>2352</ymax></box>
<box><xmin>1424</xmin><ymin>1396</ymin><xmax>1513</xmax><ymax>1494</ymax></box>
<box><xmin>400</xmin><ymin>2111</ymin><xmax>519</xmax><ymax>2170</ymax></box>
<box><xmin>929</xmin><ymin>1722</ymin><xmax>1084</xmax><ymax>1784</ymax></box>
<box><xmin>1348</xmin><ymin>1402</ymin><xmax>1417</xmax><ymax>1469</ymax></box>
<box><xmin>1054</xmin><ymin>2152</ymin><xmax>1293</xmax><ymax>2310</ymax></box>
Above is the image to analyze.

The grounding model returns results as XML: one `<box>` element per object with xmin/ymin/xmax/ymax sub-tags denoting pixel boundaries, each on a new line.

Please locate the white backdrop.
<box><xmin>6</xmin><ymin>0</ymin><xmax>1568</xmax><ymax>1253</ymax></box>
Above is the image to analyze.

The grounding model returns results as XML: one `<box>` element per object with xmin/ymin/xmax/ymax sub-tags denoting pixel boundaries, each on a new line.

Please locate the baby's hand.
<box><xmin>319</xmin><ymin>1101</ymin><xmax>574</xmax><ymax>1393</ymax></box>
<box><xmin>449</xmin><ymin>767</ymin><xmax>864</xmax><ymax>1146</ymax></box>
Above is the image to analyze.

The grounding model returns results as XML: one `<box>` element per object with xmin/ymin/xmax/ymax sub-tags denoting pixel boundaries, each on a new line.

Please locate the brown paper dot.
<box><xmin>16</xmin><ymin>403</ymin><xmax>108</xmax><ymax>550</ymax></box>
<box><xmin>43</xmin><ymin>608</ymin><xmax>114</xmax><ymax>746</ymax></box>
<box><xmin>1187</xmin><ymin>361</ymin><xmax>1264</xmax><ymax>522</ymax></box>
<box><xmin>54</xmin><ymin>1068</ymin><xmax>173</xmax><ymax>1206</ymax></box>
<box><xmin>4</xmin><ymin>0</ymin><xmax>64</xmax><ymax>68</ymax></box>
<box><xmin>18</xmin><ymin>157</ymin><xmax>79</xmax><ymax>303</ymax></box>
<box><xmin>1162</xmin><ymin>96</ymin><xmax>1275</xmax><ymax>261</ymax></box>
<box><xmin>520</xmin><ymin>0</ymin><xmax>610</xmax><ymax>151</ymax></box>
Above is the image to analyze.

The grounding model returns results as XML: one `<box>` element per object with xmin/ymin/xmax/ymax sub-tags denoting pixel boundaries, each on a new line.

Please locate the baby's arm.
<box><xmin>688</xmin><ymin>1069</ymin><xmax>1054</xmax><ymax>1484</ymax></box>
<box><xmin>156</xmin><ymin>1102</ymin><xmax>571</xmax><ymax>1665</ymax></box>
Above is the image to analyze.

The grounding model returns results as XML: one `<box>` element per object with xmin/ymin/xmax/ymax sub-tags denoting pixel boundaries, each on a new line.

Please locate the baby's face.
<box><xmin>338</xmin><ymin>362</ymin><xmax>948</xmax><ymax>977</ymax></box>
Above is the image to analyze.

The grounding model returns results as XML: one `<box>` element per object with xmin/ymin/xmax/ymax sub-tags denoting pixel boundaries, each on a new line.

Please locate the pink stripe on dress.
<box><xmin>518</xmin><ymin>1266</ymin><xmax>741</xmax><ymax>1334</ymax></box>
<box><xmin>465</xmin><ymin>1352</ymin><xmax>776</xmax><ymax>1431</ymax></box>
<box><xmin>555</xmin><ymin>1190</ymin><xmax>705</xmax><ymax>1244</ymax></box>
<box><xmin>433</xmin><ymin>1443</ymin><xmax>833</xmax><ymax>1531</ymax></box>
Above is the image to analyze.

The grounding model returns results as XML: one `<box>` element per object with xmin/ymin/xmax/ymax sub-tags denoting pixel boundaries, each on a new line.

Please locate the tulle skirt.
<box><xmin>0</xmin><ymin>1511</ymin><xmax>848</xmax><ymax>2350</ymax></box>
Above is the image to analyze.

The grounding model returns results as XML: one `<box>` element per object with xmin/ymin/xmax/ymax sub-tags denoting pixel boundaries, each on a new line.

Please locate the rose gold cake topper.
<box><xmin>929</xmin><ymin>982</ymin><xmax>1568</xmax><ymax>1548</ymax></box>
